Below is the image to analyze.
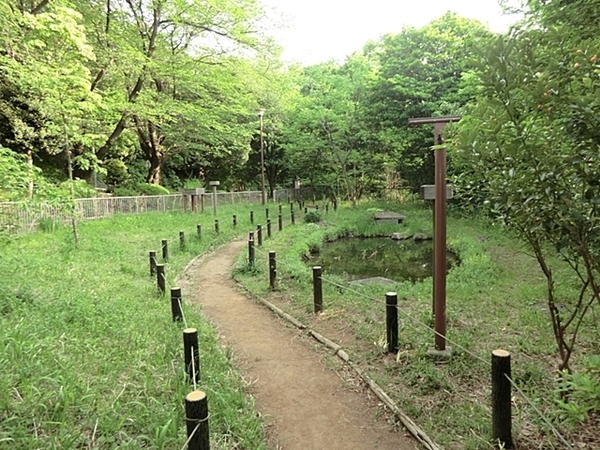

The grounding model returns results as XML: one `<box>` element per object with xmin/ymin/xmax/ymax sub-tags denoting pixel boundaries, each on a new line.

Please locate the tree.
<box><xmin>454</xmin><ymin>20</ymin><xmax>600</xmax><ymax>371</ymax></box>
<box><xmin>365</xmin><ymin>13</ymin><xmax>494</xmax><ymax>192</ymax></box>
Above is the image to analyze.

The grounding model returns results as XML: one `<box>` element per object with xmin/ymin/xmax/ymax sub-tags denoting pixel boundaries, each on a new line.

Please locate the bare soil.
<box><xmin>179</xmin><ymin>238</ymin><xmax>419</xmax><ymax>450</ymax></box>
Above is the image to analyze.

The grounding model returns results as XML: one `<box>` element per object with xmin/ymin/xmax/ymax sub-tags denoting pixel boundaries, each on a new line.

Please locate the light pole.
<box><xmin>258</xmin><ymin>108</ymin><xmax>266</xmax><ymax>205</ymax></box>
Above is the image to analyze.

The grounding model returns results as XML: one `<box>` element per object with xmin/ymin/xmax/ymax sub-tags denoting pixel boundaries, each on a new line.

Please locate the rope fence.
<box><xmin>251</xmin><ymin>241</ymin><xmax>573</xmax><ymax>450</ymax></box>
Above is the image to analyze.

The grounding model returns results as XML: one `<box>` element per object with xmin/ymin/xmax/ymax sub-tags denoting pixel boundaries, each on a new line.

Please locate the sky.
<box><xmin>259</xmin><ymin>0</ymin><xmax>521</xmax><ymax>65</ymax></box>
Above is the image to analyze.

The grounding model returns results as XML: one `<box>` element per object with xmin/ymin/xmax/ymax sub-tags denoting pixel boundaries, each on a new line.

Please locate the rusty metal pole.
<box><xmin>408</xmin><ymin>116</ymin><xmax>460</xmax><ymax>355</ymax></box>
<box><xmin>434</xmin><ymin>124</ymin><xmax>447</xmax><ymax>351</ymax></box>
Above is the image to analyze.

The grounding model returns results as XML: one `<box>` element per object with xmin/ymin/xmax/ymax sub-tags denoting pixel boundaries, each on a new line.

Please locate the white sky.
<box><xmin>260</xmin><ymin>0</ymin><xmax>521</xmax><ymax>65</ymax></box>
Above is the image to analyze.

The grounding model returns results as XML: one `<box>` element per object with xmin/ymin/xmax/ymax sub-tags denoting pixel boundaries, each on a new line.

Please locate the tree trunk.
<box><xmin>135</xmin><ymin>117</ymin><xmax>164</xmax><ymax>185</ymax></box>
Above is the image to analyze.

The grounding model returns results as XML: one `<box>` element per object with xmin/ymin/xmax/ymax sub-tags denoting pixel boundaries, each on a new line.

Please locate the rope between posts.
<box><xmin>252</xmin><ymin>246</ymin><xmax>572</xmax><ymax>446</ymax></box>
<box><xmin>178</xmin><ymin>298</ymin><xmax>188</xmax><ymax>329</ymax></box>
<box><xmin>191</xmin><ymin>346</ymin><xmax>197</xmax><ymax>391</ymax></box>
<box><xmin>504</xmin><ymin>373</ymin><xmax>573</xmax><ymax>450</ymax></box>
<box><xmin>180</xmin><ymin>422</ymin><xmax>201</xmax><ymax>450</ymax></box>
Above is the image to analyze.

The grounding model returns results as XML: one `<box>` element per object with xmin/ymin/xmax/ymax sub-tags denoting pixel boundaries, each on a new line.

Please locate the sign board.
<box><xmin>420</xmin><ymin>185</ymin><xmax>453</xmax><ymax>200</ymax></box>
<box><xmin>209</xmin><ymin>181</ymin><xmax>220</xmax><ymax>186</ymax></box>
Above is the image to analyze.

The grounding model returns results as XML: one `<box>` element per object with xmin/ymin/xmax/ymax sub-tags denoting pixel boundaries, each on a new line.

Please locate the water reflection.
<box><xmin>306</xmin><ymin>237</ymin><xmax>459</xmax><ymax>283</ymax></box>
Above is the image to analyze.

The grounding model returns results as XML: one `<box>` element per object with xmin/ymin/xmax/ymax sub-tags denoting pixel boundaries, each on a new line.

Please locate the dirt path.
<box><xmin>180</xmin><ymin>238</ymin><xmax>419</xmax><ymax>450</ymax></box>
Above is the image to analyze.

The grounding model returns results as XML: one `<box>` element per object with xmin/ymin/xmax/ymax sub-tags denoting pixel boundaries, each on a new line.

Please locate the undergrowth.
<box><xmin>0</xmin><ymin>205</ymin><xmax>266</xmax><ymax>450</ymax></box>
<box><xmin>233</xmin><ymin>199</ymin><xmax>599</xmax><ymax>450</ymax></box>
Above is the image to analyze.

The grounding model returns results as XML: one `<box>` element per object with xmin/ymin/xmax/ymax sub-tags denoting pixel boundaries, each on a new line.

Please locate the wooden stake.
<box><xmin>267</xmin><ymin>219</ymin><xmax>271</xmax><ymax>238</ymax></box>
<box><xmin>161</xmin><ymin>239</ymin><xmax>168</xmax><ymax>262</ymax></box>
<box><xmin>248</xmin><ymin>233</ymin><xmax>255</xmax><ymax>266</ymax></box>
<box><xmin>171</xmin><ymin>287</ymin><xmax>183</xmax><ymax>322</ymax></box>
<box><xmin>149</xmin><ymin>251</ymin><xmax>157</xmax><ymax>276</ymax></box>
<box><xmin>197</xmin><ymin>224</ymin><xmax>201</xmax><ymax>240</ymax></box>
<box><xmin>386</xmin><ymin>292</ymin><xmax>398</xmax><ymax>354</ymax></box>
<box><xmin>183</xmin><ymin>328</ymin><xmax>200</xmax><ymax>384</ymax></box>
<box><xmin>492</xmin><ymin>349</ymin><xmax>513</xmax><ymax>448</ymax></box>
<box><xmin>269</xmin><ymin>251</ymin><xmax>277</xmax><ymax>289</ymax></box>
<box><xmin>185</xmin><ymin>390</ymin><xmax>210</xmax><ymax>450</ymax></box>
<box><xmin>313</xmin><ymin>266</ymin><xmax>323</xmax><ymax>313</ymax></box>
<box><xmin>156</xmin><ymin>264</ymin><xmax>166</xmax><ymax>296</ymax></box>
<box><xmin>179</xmin><ymin>231</ymin><xmax>185</xmax><ymax>251</ymax></box>
<box><xmin>278</xmin><ymin>214</ymin><xmax>282</xmax><ymax>231</ymax></box>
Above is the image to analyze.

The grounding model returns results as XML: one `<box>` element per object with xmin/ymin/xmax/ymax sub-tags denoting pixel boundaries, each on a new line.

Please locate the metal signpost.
<box><xmin>408</xmin><ymin>115</ymin><xmax>460</xmax><ymax>355</ymax></box>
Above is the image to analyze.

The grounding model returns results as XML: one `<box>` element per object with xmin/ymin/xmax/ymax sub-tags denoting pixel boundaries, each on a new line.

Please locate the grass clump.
<box><xmin>0</xmin><ymin>205</ymin><xmax>266</xmax><ymax>450</ymax></box>
<box><xmin>233</xmin><ymin>199</ymin><xmax>599</xmax><ymax>449</ymax></box>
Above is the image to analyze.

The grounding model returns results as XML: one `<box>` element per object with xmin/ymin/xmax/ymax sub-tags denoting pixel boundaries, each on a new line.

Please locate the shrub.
<box><xmin>111</xmin><ymin>186</ymin><xmax>138</xmax><ymax>197</ymax></box>
<box><xmin>303</xmin><ymin>211</ymin><xmax>322</xmax><ymax>223</ymax></box>
<box><xmin>555</xmin><ymin>356</ymin><xmax>600</xmax><ymax>425</ymax></box>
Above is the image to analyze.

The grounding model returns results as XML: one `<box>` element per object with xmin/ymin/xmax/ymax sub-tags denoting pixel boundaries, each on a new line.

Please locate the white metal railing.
<box><xmin>0</xmin><ymin>187</ymin><xmax>314</xmax><ymax>233</ymax></box>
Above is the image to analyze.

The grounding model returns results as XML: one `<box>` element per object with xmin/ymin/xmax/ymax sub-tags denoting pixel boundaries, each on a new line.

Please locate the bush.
<box><xmin>555</xmin><ymin>355</ymin><xmax>600</xmax><ymax>425</ymax></box>
<box><xmin>137</xmin><ymin>183</ymin><xmax>170</xmax><ymax>195</ymax></box>
<box><xmin>303</xmin><ymin>211</ymin><xmax>322</xmax><ymax>223</ymax></box>
<box><xmin>111</xmin><ymin>186</ymin><xmax>138</xmax><ymax>197</ymax></box>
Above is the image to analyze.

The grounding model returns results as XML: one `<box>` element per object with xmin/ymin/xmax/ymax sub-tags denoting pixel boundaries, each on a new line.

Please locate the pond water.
<box><xmin>306</xmin><ymin>237</ymin><xmax>460</xmax><ymax>283</ymax></box>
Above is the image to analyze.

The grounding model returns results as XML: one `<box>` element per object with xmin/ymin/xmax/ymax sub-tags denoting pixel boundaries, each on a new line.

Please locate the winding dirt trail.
<box><xmin>180</xmin><ymin>238</ymin><xmax>419</xmax><ymax>450</ymax></box>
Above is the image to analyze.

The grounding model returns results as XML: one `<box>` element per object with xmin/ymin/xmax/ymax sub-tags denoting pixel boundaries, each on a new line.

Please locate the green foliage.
<box><xmin>137</xmin><ymin>183</ymin><xmax>170</xmax><ymax>196</ymax></box>
<box><xmin>103</xmin><ymin>159</ymin><xmax>130</xmax><ymax>187</ymax></box>
<box><xmin>303</xmin><ymin>211</ymin><xmax>322</xmax><ymax>223</ymax></box>
<box><xmin>1</xmin><ymin>205</ymin><xmax>265</xmax><ymax>449</ymax></box>
<box><xmin>555</xmin><ymin>356</ymin><xmax>600</xmax><ymax>425</ymax></box>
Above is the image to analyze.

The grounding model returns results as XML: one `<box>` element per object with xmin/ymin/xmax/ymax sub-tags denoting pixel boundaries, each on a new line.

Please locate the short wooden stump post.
<box><xmin>386</xmin><ymin>292</ymin><xmax>398</xmax><ymax>354</ymax></box>
<box><xmin>492</xmin><ymin>349</ymin><xmax>513</xmax><ymax>449</ymax></box>
<box><xmin>183</xmin><ymin>328</ymin><xmax>200</xmax><ymax>384</ymax></box>
<box><xmin>267</xmin><ymin>219</ymin><xmax>272</xmax><ymax>238</ymax></box>
<box><xmin>171</xmin><ymin>287</ymin><xmax>183</xmax><ymax>322</ymax></box>
<box><xmin>185</xmin><ymin>390</ymin><xmax>210</xmax><ymax>450</ymax></box>
<box><xmin>248</xmin><ymin>233</ymin><xmax>255</xmax><ymax>266</ymax></box>
<box><xmin>313</xmin><ymin>266</ymin><xmax>323</xmax><ymax>313</ymax></box>
<box><xmin>269</xmin><ymin>251</ymin><xmax>277</xmax><ymax>289</ymax></box>
<box><xmin>156</xmin><ymin>264</ymin><xmax>166</xmax><ymax>295</ymax></box>
<box><xmin>278</xmin><ymin>214</ymin><xmax>283</xmax><ymax>231</ymax></box>
<box><xmin>197</xmin><ymin>225</ymin><xmax>202</xmax><ymax>240</ymax></box>
<box><xmin>250</xmin><ymin>210</ymin><xmax>254</xmax><ymax>224</ymax></box>
<box><xmin>232</xmin><ymin>215</ymin><xmax>237</xmax><ymax>228</ymax></box>
<box><xmin>180</xmin><ymin>231</ymin><xmax>185</xmax><ymax>251</ymax></box>
<box><xmin>214</xmin><ymin>219</ymin><xmax>219</xmax><ymax>234</ymax></box>
<box><xmin>291</xmin><ymin>210</ymin><xmax>295</xmax><ymax>225</ymax></box>
<box><xmin>257</xmin><ymin>225</ymin><xmax>263</xmax><ymax>246</ymax></box>
<box><xmin>161</xmin><ymin>239</ymin><xmax>169</xmax><ymax>262</ymax></box>
<box><xmin>149</xmin><ymin>251</ymin><xmax>157</xmax><ymax>276</ymax></box>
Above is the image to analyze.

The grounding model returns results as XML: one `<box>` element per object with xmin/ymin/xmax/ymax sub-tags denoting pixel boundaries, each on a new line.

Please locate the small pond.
<box><xmin>306</xmin><ymin>237</ymin><xmax>460</xmax><ymax>283</ymax></box>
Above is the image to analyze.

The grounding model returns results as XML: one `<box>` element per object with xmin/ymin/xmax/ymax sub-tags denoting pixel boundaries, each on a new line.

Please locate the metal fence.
<box><xmin>0</xmin><ymin>187</ymin><xmax>314</xmax><ymax>233</ymax></box>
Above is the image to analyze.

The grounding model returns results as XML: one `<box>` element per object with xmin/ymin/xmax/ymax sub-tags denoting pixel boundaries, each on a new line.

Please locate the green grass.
<box><xmin>0</xmin><ymin>205</ymin><xmax>266</xmax><ymax>449</ymax></box>
<box><xmin>233</xmin><ymin>199</ymin><xmax>599</xmax><ymax>449</ymax></box>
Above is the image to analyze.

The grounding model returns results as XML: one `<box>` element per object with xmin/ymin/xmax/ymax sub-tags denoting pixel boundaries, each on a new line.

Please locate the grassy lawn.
<box><xmin>233</xmin><ymin>200</ymin><xmax>599</xmax><ymax>450</ymax></box>
<box><xmin>0</xmin><ymin>204</ymin><xmax>266</xmax><ymax>450</ymax></box>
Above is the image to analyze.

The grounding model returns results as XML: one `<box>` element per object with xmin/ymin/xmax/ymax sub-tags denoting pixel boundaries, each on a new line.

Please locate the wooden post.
<box><xmin>278</xmin><ymin>204</ymin><xmax>282</xmax><ymax>215</ymax></box>
<box><xmin>248</xmin><ymin>233</ymin><xmax>255</xmax><ymax>266</ymax></box>
<box><xmin>333</xmin><ymin>199</ymin><xmax>337</xmax><ymax>211</ymax></box>
<box><xmin>257</xmin><ymin>225</ymin><xmax>263</xmax><ymax>246</ymax></box>
<box><xmin>250</xmin><ymin>210</ymin><xmax>254</xmax><ymax>224</ymax></box>
<box><xmin>171</xmin><ymin>287</ymin><xmax>183</xmax><ymax>322</ymax></box>
<box><xmin>191</xmin><ymin>195</ymin><xmax>198</xmax><ymax>213</ymax></box>
<box><xmin>269</xmin><ymin>251</ymin><xmax>277</xmax><ymax>289</ymax></box>
<box><xmin>185</xmin><ymin>390</ymin><xmax>210</xmax><ymax>450</ymax></box>
<box><xmin>233</xmin><ymin>215</ymin><xmax>237</xmax><ymax>228</ymax></box>
<box><xmin>278</xmin><ymin>214</ymin><xmax>282</xmax><ymax>231</ymax></box>
<box><xmin>149</xmin><ymin>251</ymin><xmax>157</xmax><ymax>276</ymax></box>
<box><xmin>183</xmin><ymin>328</ymin><xmax>200</xmax><ymax>384</ymax></box>
<box><xmin>265</xmin><ymin>208</ymin><xmax>269</xmax><ymax>219</ymax></box>
<box><xmin>304</xmin><ymin>207</ymin><xmax>308</xmax><ymax>214</ymax></box>
<box><xmin>200</xmin><ymin>194</ymin><xmax>205</xmax><ymax>213</ymax></box>
<box><xmin>156</xmin><ymin>264</ymin><xmax>166</xmax><ymax>296</ymax></box>
<box><xmin>180</xmin><ymin>231</ymin><xmax>185</xmax><ymax>251</ymax></box>
<box><xmin>161</xmin><ymin>239</ymin><xmax>168</xmax><ymax>262</ymax></box>
<box><xmin>267</xmin><ymin>219</ymin><xmax>271</xmax><ymax>238</ymax></box>
<box><xmin>313</xmin><ymin>266</ymin><xmax>323</xmax><ymax>313</ymax></box>
<box><xmin>197</xmin><ymin>224</ymin><xmax>202</xmax><ymax>240</ymax></box>
<box><xmin>183</xmin><ymin>194</ymin><xmax>189</xmax><ymax>213</ymax></box>
<box><xmin>291</xmin><ymin>210</ymin><xmax>295</xmax><ymax>225</ymax></box>
<box><xmin>214</xmin><ymin>219</ymin><xmax>219</xmax><ymax>234</ymax></box>
<box><xmin>492</xmin><ymin>349</ymin><xmax>513</xmax><ymax>449</ymax></box>
<box><xmin>386</xmin><ymin>292</ymin><xmax>399</xmax><ymax>354</ymax></box>
<box><xmin>290</xmin><ymin>202</ymin><xmax>293</xmax><ymax>212</ymax></box>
